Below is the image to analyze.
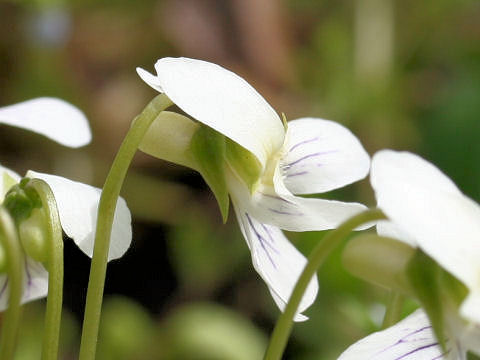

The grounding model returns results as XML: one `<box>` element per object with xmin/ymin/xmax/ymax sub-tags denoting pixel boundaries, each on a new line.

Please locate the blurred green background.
<box><xmin>1</xmin><ymin>0</ymin><xmax>479</xmax><ymax>359</ymax></box>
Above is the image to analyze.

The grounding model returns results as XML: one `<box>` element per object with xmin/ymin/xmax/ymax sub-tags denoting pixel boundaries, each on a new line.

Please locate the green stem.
<box><xmin>381</xmin><ymin>291</ymin><xmax>404</xmax><ymax>329</ymax></box>
<box><xmin>263</xmin><ymin>209</ymin><xmax>386</xmax><ymax>360</ymax></box>
<box><xmin>0</xmin><ymin>207</ymin><xmax>24</xmax><ymax>360</ymax></box>
<box><xmin>79</xmin><ymin>94</ymin><xmax>172</xmax><ymax>360</ymax></box>
<box><xmin>29</xmin><ymin>179</ymin><xmax>64</xmax><ymax>360</ymax></box>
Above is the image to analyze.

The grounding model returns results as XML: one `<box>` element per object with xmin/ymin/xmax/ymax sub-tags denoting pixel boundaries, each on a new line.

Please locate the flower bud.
<box><xmin>18</xmin><ymin>207</ymin><xmax>48</xmax><ymax>264</ymax></box>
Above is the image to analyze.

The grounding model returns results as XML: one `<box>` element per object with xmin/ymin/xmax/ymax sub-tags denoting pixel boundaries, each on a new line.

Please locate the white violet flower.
<box><xmin>0</xmin><ymin>97</ymin><xmax>132</xmax><ymax>310</ymax></box>
<box><xmin>371</xmin><ymin>150</ymin><xmax>480</xmax><ymax>355</ymax></box>
<box><xmin>137</xmin><ymin>57</ymin><xmax>370</xmax><ymax>320</ymax></box>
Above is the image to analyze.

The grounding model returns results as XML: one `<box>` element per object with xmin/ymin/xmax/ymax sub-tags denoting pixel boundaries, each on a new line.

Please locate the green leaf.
<box><xmin>225</xmin><ymin>138</ymin><xmax>262</xmax><ymax>193</ymax></box>
<box><xmin>190</xmin><ymin>126</ymin><xmax>230</xmax><ymax>222</ymax></box>
<box><xmin>342</xmin><ymin>234</ymin><xmax>415</xmax><ymax>294</ymax></box>
<box><xmin>406</xmin><ymin>250</ymin><xmax>446</xmax><ymax>351</ymax></box>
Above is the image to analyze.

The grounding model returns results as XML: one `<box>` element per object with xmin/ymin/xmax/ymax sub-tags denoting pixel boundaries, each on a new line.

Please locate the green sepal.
<box><xmin>225</xmin><ymin>138</ymin><xmax>262</xmax><ymax>193</ymax></box>
<box><xmin>439</xmin><ymin>270</ymin><xmax>468</xmax><ymax>308</ymax></box>
<box><xmin>406</xmin><ymin>250</ymin><xmax>446</xmax><ymax>351</ymax></box>
<box><xmin>190</xmin><ymin>126</ymin><xmax>230</xmax><ymax>223</ymax></box>
<box><xmin>342</xmin><ymin>234</ymin><xmax>415</xmax><ymax>294</ymax></box>
<box><xmin>3</xmin><ymin>178</ymin><xmax>42</xmax><ymax>224</ymax></box>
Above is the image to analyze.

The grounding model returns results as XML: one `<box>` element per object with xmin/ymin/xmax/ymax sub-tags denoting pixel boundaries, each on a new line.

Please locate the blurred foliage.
<box><xmin>1</xmin><ymin>0</ymin><xmax>479</xmax><ymax>358</ymax></box>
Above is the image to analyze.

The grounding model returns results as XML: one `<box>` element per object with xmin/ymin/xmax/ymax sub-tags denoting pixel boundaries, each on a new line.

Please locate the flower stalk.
<box><xmin>79</xmin><ymin>94</ymin><xmax>172</xmax><ymax>360</ymax></box>
<box><xmin>0</xmin><ymin>207</ymin><xmax>24</xmax><ymax>360</ymax></box>
<box><xmin>263</xmin><ymin>208</ymin><xmax>386</xmax><ymax>360</ymax></box>
<box><xmin>28</xmin><ymin>179</ymin><xmax>64</xmax><ymax>360</ymax></box>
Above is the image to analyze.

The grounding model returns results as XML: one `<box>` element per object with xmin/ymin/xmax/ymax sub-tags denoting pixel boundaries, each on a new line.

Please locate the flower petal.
<box><xmin>337</xmin><ymin>309</ymin><xmax>465</xmax><ymax>360</ymax></box>
<box><xmin>27</xmin><ymin>171</ymin><xmax>132</xmax><ymax>261</ymax></box>
<box><xmin>0</xmin><ymin>165</ymin><xmax>21</xmax><ymax>202</ymax></box>
<box><xmin>377</xmin><ymin>220</ymin><xmax>418</xmax><ymax>247</ymax></box>
<box><xmin>281</xmin><ymin>118</ymin><xmax>370</xmax><ymax>194</ymax></box>
<box><xmin>0</xmin><ymin>98</ymin><xmax>91</xmax><ymax>148</ymax></box>
<box><xmin>136</xmin><ymin>57</ymin><xmax>285</xmax><ymax>167</ymax></box>
<box><xmin>234</xmin><ymin>205</ymin><xmax>318</xmax><ymax>321</ymax></box>
<box><xmin>0</xmin><ymin>257</ymin><xmax>49</xmax><ymax>311</ymax></box>
<box><xmin>371</xmin><ymin>151</ymin><xmax>480</xmax><ymax>299</ymax></box>
<box><xmin>228</xmin><ymin>169</ymin><xmax>368</xmax><ymax>231</ymax></box>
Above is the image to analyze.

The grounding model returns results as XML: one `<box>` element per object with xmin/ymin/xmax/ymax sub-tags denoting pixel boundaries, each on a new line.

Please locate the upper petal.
<box><xmin>0</xmin><ymin>165</ymin><xmax>21</xmax><ymax>202</ymax></box>
<box><xmin>371</xmin><ymin>151</ymin><xmax>480</xmax><ymax>297</ymax></box>
<box><xmin>0</xmin><ymin>257</ymin><xmax>49</xmax><ymax>311</ymax></box>
<box><xmin>27</xmin><ymin>171</ymin><xmax>132</xmax><ymax>261</ymax></box>
<box><xmin>281</xmin><ymin>118</ymin><xmax>370</xmax><ymax>194</ymax></box>
<box><xmin>136</xmin><ymin>57</ymin><xmax>285</xmax><ymax>167</ymax></box>
<box><xmin>337</xmin><ymin>309</ymin><xmax>465</xmax><ymax>360</ymax></box>
<box><xmin>0</xmin><ymin>98</ymin><xmax>91</xmax><ymax>148</ymax></box>
<box><xmin>234</xmin><ymin>205</ymin><xmax>318</xmax><ymax>321</ymax></box>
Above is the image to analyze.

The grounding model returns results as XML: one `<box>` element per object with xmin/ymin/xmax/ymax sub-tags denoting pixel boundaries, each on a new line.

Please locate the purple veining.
<box><xmin>268</xmin><ymin>208</ymin><xmax>303</xmax><ymax>216</ymax></box>
<box><xmin>286</xmin><ymin>171</ymin><xmax>308</xmax><ymax>178</ymax></box>
<box><xmin>0</xmin><ymin>278</ymin><xmax>9</xmax><ymax>298</ymax></box>
<box><xmin>245</xmin><ymin>214</ymin><xmax>278</xmax><ymax>268</ymax></box>
<box><xmin>260</xmin><ymin>192</ymin><xmax>295</xmax><ymax>204</ymax></box>
<box><xmin>395</xmin><ymin>342</ymin><xmax>440</xmax><ymax>360</ymax></box>
<box><xmin>375</xmin><ymin>326</ymin><xmax>433</xmax><ymax>356</ymax></box>
<box><xmin>24</xmin><ymin>258</ymin><xmax>32</xmax><ymax>297</ymax></box>
<box><xmin>285</xmin><ymin>150</ymin><xmax>338</xmax><ymax>168</ymax></box>
<box><xmin>288</xmin><ymin>137</ymin><xmax>319</xmax><ymax>153</ymax></box>
<box><xmin>431</xmin><ymin>349</ymin><xmax>450</xmax><ymax>360</ymax></box>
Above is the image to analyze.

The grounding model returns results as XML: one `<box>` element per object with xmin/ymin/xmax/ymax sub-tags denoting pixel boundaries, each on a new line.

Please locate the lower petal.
<box><xmin>234</xmin><ymin>205</ymin><xmax>318</xmax><ymax>321</ymax></box>
<box><xmin>337</xmin><ymin>309</ymin><xmax>465</xmax><ymax>360</ymax></box>
<box><xmin>0</xmin><ymin>257</ymin><xmax>49</xmax><ymax>311</ymax></box>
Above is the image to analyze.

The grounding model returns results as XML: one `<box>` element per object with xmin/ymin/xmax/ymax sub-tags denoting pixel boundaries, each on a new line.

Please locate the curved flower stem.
<box><xmin>79</xmin><ymin>94</ymin><xmax>172</xmax><ymax>360</ymax></box>
<box><xmin>0</xmin><ymin>207</ymin><xmax>24</xmax><ymax>360</ymax></box>
<box><xmin>29</xmin><ymin>179</ymin><xmax>64</xmax><ymax>360</ymax></box>
<box><xmin>263</xmin><ymin>208</ymin><xmax>386</xmax><ymax>360</ymax></box>
<box><xmin>381</xmin><ymin>291</ymin><xmax>404</xmax><ymax>329</ymax></box>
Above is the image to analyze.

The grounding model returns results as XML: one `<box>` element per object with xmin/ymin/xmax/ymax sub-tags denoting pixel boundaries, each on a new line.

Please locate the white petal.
<box><xmin>137</xmin><ymin>57</ymin><xmax>285</xmax><ymax>167</ymax></box>
<box><xmin>371</xmin><ymin>151</ymin><xmax>480</xmax><ymax>297</ymax></box>
<box><xmin>27</xmin><ymin>171</ymin><xmax>132</xmax><ymax>261</ymax></box>
<box><xmin>338</xmin><ymin>309</ymin><xmax>465</xmax><ymax>360</ymax></box>
<box><xmin>228</xmin><ymin>169</ymin><xmax>368</xmax><ymax>231</ymax></box>
<box><xmin>136</xmin><ymin>67</ymin><xmax>164</xmax><ymax>92</ymax></box>
<box><xmin>0</xmin><ymin>98</ymin><xmax>91</xmax><ymax>148</ymax></box>
<box><xmin>281</xmin><ymin>118</ymin><xmax>370</xmax><ymax>194</ymax></box>
<box><xmin>0</xmin><ymin>164</ymin><xmax>21</xmax><ymax>202</ymax></box>
<box><xmin>234</xmin><ymin>205</ymin><xmax>318</xmax><ymax>321</ymax></box>
<box><xmin>0</xmin><ymin>257</ymin><xmax>49</xmax><ymax>311</ymax></box>
<box><xmin>377</xmin><ymin>220</ymin><xmax>418</xmax><ymax>247</ymax></box>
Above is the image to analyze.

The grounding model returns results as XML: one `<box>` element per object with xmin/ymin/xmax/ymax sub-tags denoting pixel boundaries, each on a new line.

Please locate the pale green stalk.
<box><xmin>0</xmin><ymin>207</ymin><xmax>24</xmax><ymax>360</ymax></box>
<box><xmin>263</xmin><ymin>209</ymin><xmax>386</xmax><ymax>360</ymax></box>
<box><xmin>79</xmin><ymin>94</ymin><xmax>172</xmax><ymax>360</ymax></box>
<box><xmin>382</xmin><ymin>291</ymin><xmax>404</xmax><ymax>329</ymax></box>
<box><xmin>29</xmin><ymin>179</ymin><xmax>64</xmax><ymax>360</ymax></box>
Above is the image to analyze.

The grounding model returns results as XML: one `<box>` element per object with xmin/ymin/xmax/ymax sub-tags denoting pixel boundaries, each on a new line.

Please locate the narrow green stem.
<box><xmin>29</xmin><ymin>179</ymin><xmax>64</xmax><ymax>360</ymax></box>
<box><xmin>79</xmin><ymin>95</ymin><xmax>172</xmax><ymax>360</ymax></box>
<box><xmin>0</xmin><ymin>207</ymin><xmax>24</xmax><ymax>360</ymax></box>
<box><xmin>381</xmin><ymin>291</ymin><xmax>404</xmax><ymax>329</ymax></box>
<box><xmin>263</xmin><ymin>209</ymin><xmax>386</xmax><ymax>360</ymax></box>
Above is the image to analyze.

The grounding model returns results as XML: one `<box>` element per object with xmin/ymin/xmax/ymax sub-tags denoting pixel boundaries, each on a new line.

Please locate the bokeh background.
<box><xmin>1</xmin><ymin>0</ymin><xmax>480</xmax><ymax>359</ymax></box>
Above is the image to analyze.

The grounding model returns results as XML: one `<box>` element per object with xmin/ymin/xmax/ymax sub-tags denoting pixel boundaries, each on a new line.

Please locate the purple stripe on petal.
<box><xmin>259</xmin><ymin>192</ymin><xmax>295</xmax><ymax>204</ymax></box>
<box><xmin>0</xmin><ymin>278</ymin><xmax>9</xmax><ymax>298</ymax></box>
<box><xmin>285</xmin><ymin>150</ymin><xmax>338</xmax><ymax>168</ymax></box>
<box><xmin>286</xmin><ymin>171</ymin><xmax>308</xmax><ymax>178</ymax></box>
<box><xmin>288</xmin><ymin>137</ymin><xmax>319</xmax><ymax>153</ymax></box>
<box><xmin>431</xmin><ymin>349</ymin><xmax>450</xmax><ymax>360</ymax></box>
<box><xmin>268</xmin><ymin>208</ymin><xmax>303</xmax><ymax>216</ymax></box>
<box><xmin>395</xmin><ymin>342</ymin><xmax>440</xmax><ymax>360</ymax></box>
<box><xmin>376</xmin><ymin>326</ymin><xmax>433</xmax><ymax>356</ymax></box>
<box><xmin>245</xmin><ymin>214</ymin><xmax>278</xmax><ymax>268</ymax></box>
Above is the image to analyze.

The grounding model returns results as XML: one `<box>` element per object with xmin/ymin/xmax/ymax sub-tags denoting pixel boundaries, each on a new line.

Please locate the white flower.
<box><xmin>338</xmin><ymin>309</ymin><xmax>465</xmax><ymax>360</ymax></box>
<box><xmin>137</xmin><ymin>57</ymin><xmax>370</xmax><ymax>320</ymax></box>
<box><xmin>0</xmin><ymin>98</ymin><xmax>131</xmax><ymax>310</ymax></box>
<box><xmin>371</xmin><ymin>150</ymin><xmax>480</xmax><ymax>354</ymax></box>
<box><xmin>0</xmin><ymin>97</ymin><xmax>91</xmax><ymax>148</ymax></box>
